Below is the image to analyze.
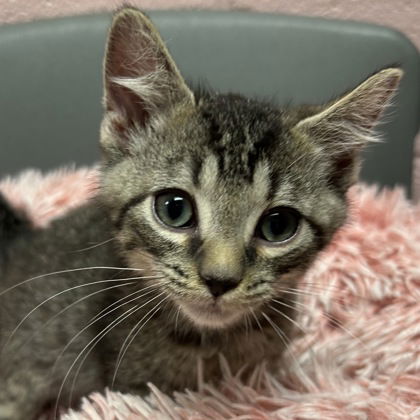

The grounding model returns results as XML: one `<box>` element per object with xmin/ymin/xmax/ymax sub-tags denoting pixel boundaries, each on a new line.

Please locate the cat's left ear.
<box><xmin>102</xmin><ymin>8</ymin><xmax>194</xmax><ymax>154</ymax></box>
<box><xmin>293</xmin><ymin>68</ymin><xmax>403</xmax><ymax>190</ymax></box>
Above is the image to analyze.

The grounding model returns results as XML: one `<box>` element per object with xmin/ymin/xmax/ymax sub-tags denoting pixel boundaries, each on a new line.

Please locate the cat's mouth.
<box><xmin>178</xmin><ymin>298</ymin><xmax>248</xmax><ymax>329</ymax></box>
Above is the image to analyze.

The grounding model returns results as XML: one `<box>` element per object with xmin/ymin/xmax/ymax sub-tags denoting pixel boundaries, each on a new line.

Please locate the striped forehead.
<box><xmin>197</xmin><ymin>93</ymin><xmax>283</xmax><ymax>182</ymax></box>
<box><xmin>198</xmin><ymin>154</ymin><xmax>219</xmax><ymax>192</ymax></box>
<box><xmin>197</xmin><ymin>154</ymin><xmax>270</xmax><ymax>195</ymax></box>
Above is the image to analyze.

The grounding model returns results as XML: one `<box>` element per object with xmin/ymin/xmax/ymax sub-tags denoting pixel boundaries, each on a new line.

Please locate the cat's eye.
<box><xmin>154</xmin><ymin>190</ymin><xmax>195</xmax><ymax>229</ymax></box>
<box><xmin>257</xmin><ymin>207</ymin><xmax>300</xmax><ymax>243</ymax></box>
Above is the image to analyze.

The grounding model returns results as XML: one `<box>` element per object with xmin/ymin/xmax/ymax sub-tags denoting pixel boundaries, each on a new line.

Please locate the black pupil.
<box><xmin>259</xmin><ymin>208</ymin><xmax>299</xmax><ymax>242</ymax></box>
<box><xmin>268</xmin><ymin>213</ymin><xmax>287</xmax><ymax>235</ymax></box>
<box><xmin>166</xmin><ymin>196</ymin><xmax>185</xmax><ymax>221</ymax></box>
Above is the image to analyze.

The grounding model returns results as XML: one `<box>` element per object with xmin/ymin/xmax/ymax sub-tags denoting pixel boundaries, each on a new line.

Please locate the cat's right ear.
<box><xmin>102</xmin><ymin>8</ymin><xmax>194</xmax><ymax>157</ymax></box>
<box><xmin>292</xmin><ymin>68</ymin><xmax>402</xmax><ymax>191</ymax></box>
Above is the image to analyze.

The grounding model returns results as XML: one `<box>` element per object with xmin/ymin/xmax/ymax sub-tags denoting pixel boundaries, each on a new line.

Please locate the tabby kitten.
<box><xmin>0</xmin><ymin>7</ymin><xmax>401</xmax><ymax>420</ymax></box>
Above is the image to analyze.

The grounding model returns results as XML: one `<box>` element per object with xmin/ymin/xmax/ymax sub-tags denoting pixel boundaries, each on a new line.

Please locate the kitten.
<box><xmin>0</xmin><ymin>7</ymin><xmax>401</xmax><ymax>420</ymax></box>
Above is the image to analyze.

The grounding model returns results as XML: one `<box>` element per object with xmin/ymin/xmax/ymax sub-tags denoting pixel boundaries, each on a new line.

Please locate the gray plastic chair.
<box><xmin>0</xmin><ymin>11</ymin><xmax>419</xmax><ymax>195</ymax></box>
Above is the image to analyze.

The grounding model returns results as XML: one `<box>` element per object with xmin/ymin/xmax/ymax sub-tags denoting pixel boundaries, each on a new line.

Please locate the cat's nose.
<box><xmin>197</xmin><ymin>238</ymin><xmax>244</xmax><ymax>297</ymax></box>
<box><xmin>202</xmin><ymin>275</ymin><xmax>240</xmax><ymax>298</ymax></box>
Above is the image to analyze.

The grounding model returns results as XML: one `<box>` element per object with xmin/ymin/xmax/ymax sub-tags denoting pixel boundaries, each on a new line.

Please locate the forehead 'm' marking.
<box><xmin>199</xmin><ymin>154</ymin><xmax>219</xmax><ymax>192</ymax></box>
<box><xmin>191</xmin><ymin>156</ymin><xmax>203</xmax><ymax>187</ymax></box>
<box><xmin>199</xmin><ymin>93</ymin><xmax>282</xmax><ymax>183</ymax></box>
<box><xmin>252</xmin><ymin>162</ymin><xmax>271</xmax><ymax>205</ymax></box>
<box><xmin>194</xmin><ymin>154</ymin><xmax>220</xmax><ymax>238</ymax></box>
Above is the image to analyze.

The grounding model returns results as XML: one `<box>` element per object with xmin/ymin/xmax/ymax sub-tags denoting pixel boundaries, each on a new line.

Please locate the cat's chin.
<box><xmin>178</xmin><ymin>300</ymin><xmax>247</xmax><ymax>330</ymax></box>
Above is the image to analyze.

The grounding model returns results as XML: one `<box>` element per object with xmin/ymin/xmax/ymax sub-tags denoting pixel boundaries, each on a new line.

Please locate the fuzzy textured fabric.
<box><xmin>1</xmin><ymin>168</ymin><xmax>419</xmax><ymax>420</ymax></box>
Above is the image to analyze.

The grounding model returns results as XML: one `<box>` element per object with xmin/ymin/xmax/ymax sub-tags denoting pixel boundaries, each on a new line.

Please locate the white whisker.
<box><xmin>286</xmin><ymin>283</ymin><xmax>370</xmax><ymax>301</ymax></box>
<box><xmin>0</xmin><ymin>266</ymin><xmax>145</xmax><ymax>298</ymax></box>
<box><xmin>70</xmin><ymin>238</ymin><xmax>116</xmax><ymax>253</ymax></box>
<box><xmin>112</xmin><ymin>292</ymin><xmax>167</xmax><ymax>373</ymax></box>
<box><xmin>19</xmin><ymin>281</ymin><xmax>135</xmax><ymax>350</ymax></box>
<box><xmin>111</xmin><ymin>294</ymin><xmax>169</xmax><ymax>389</ymax></box>
<box><xmin>269</xmin><ymin>299</ymin><xmax>322</xmax><ymax>376</ymax></box>
<box><xmin>243</xmin><ymin>312</ymin><xmax>252</xmax><ymax>338</ymax></box>
<box><xmin>53</xmin><ymin>303</ymin><xmax>142</xmax><ymax>417</ymax></box>
<box><xmin>51</xmin><ymin>281</ymin><xmax>168</xmax><ymax>377</ymax></box>
<box><xmin>68</xmin><ymin>292</ymin><xmax>168</xmax><ymax>407</ymax></box>
<box><xmin>2</xmin><ymin>277</ymin><xmax>153</xmax><ymax>353</ymax></box>
<box><xmin>250</xmin><ymin>308</ymin><xmax>263</xmax><ymax>333</ymax></box>
<box><xmin>261</xmin><ymin>311</ymin><xmax>316</xmax><ymax>392</ymax></box>
<box><xmin>275</xmin><ymin>293</ymin><xmax>367</xmax><ymax>349</ymax></box>
<box><xmin>268</xmin><ymin>302</ymin><xmax>307</xmax><ymax>335</ymax></box>
<box><xmin>89</xmin><ymin>280</ymin><xmax>166</xmax><ymax>323</ymax></box>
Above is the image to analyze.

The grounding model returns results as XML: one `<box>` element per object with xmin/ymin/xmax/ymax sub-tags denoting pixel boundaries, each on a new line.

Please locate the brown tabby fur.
<box><xmin>0</xmin><ymin>7</ymin><xmax>401</xmax><ymax>420</ymax></box>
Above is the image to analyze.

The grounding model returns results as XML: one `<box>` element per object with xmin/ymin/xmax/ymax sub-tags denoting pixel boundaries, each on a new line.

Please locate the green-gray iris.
<box><xmin>258</xmin><ymin>208</ymin><xmax>300</xmax><ymax>242</ymax></box>
<box><xmin>155</xmin><ymin>190</ymin><xmax>194</xmax><ymax>229</ymax></box>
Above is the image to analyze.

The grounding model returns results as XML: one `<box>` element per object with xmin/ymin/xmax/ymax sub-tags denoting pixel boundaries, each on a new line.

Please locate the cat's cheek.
<box><xmin>125</xmin><ymin>249</ymin><xmax>160</xmax><ymax>276</ymax></box>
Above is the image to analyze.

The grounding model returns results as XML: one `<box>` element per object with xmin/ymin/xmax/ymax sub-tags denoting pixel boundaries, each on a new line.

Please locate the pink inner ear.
<box><xmin>104</xmin><ymin>13</ymin><xmax>164</xmax><ymax>126</ymax></box>
<box><xmin>106</xmin><ymin>12</ymin><xmax>161</xmax><ymax>80</ymax></box>
<box><xmin>103</xmin><ymin>10</ymin><xmax>193</xmax><ymax>136</ymax></box>
<box><xmin>297</xmin><ymin>69</ymin><xmax>402</xmax><ymax>153</ymax></box>
<box><xmin>106</xmin><ymin>34</ymin><xmax>161</xmax><ymax>80</ymax></box>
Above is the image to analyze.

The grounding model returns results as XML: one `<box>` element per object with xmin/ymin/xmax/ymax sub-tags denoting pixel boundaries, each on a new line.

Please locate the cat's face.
<box><xmin>100</xmin><ymin>8</ymin><xmax>401</xmax><ymax>329</ymax></box>
<box><xmin>102</xmin><ymin>96</ymin><xmax>346</xmax><ymax>328</ymax></box>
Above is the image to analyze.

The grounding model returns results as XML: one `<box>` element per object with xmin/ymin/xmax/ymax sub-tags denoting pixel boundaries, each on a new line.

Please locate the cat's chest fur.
<box><xmin>105</xmin><ymin>290</ymin><xmax>289</xmax><ymax>393</ymax></box>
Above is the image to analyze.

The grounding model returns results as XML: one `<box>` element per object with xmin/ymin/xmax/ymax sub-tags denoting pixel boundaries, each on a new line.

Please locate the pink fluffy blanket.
<box><xmin>1</xmin><ymin>168</ymin><xmax>419</xmax><ymax>420</ymax></box>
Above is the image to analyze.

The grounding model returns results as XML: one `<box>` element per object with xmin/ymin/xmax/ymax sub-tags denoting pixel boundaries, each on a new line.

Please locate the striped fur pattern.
<box><xmin>0</xmin><ymin>7</ymin><xmax>401</xmax><ymax>419</ymax></box>
<box><xmin>100</xmin><ymin>10</ymin><xmax>401</xmax><ymax>329</ymax></box>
